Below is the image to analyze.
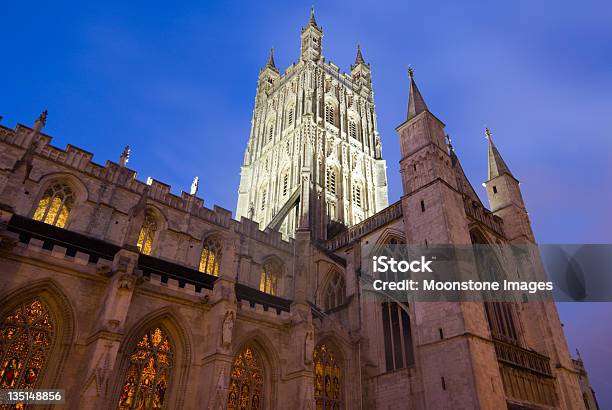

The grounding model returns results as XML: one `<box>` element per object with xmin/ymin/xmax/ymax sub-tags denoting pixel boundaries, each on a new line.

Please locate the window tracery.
<box><xmin>117</xmin><ymin>327</ymin><xmax>174</xmax><ymax>410</ymax></box>
<box><xmin>323</xmin><ymin>272</ymin><xmax>346</xmax><ymax>311</ymax></box>
<box><xmin>199</xmin><ymin>236</ymin><xmax>222</xmax><ymax>277</ymax></box>
<box><xmin>0</xmin><ymin>299</ymin><xmax>54</xmax><ymax>390</ymax></box>
<box><xmin>227</xmin><ymin>345</ymin><xmax>264</xmax><ymax>410</ymax></box>
<box><xmin>314</xmin><ymin>343</ymin><xmax>342</xmax><ymax>410</ymax></box>
<box><xmin>137</xmin><ymin>210</ymin><xmax>158</xmax><ymax>255</ymax></box>
<box><xmin>33</xmin><ymin>182</ymin><xmax>75</xmax><ymax>228</ymax></box>
<box><xmin>325</xmin><ymin>104</ymin><xmax>335</xmax><ymax>125</ymax></box>
<box><xmin>259</xmin><ymin>260</ymin><xmax>281</xmax><ymax>296</ymax></box>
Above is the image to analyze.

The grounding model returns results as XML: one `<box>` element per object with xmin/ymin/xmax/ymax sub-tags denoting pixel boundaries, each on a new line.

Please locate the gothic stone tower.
<box><xmin>236</xmin><ymin>9</ymin><xmax>389</xmax><ymax>239</ymax></box>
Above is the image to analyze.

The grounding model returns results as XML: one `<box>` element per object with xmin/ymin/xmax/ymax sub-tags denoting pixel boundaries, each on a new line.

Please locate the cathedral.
<box><xmin>0</xmin><ymin>9</ymin><xmax>599</xmax><ymax>410</ymax></box>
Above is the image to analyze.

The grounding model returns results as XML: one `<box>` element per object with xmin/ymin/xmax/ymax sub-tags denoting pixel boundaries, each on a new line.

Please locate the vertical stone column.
<box><xmin>200</xmin><ymin>234</ymin><xmax>240</xmax><ymax>409</ymax></box>
<box><xmin>78</xmin><ymin>248</ymin><xmax>140</xmax><ymax>409</ymax></box>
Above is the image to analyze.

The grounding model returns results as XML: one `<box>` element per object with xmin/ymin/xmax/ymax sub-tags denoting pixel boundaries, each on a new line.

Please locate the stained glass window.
<box><xmin>314</xmin><ymin>343</ymin><xmax>342</xmax><ymax>410</ymax></box>
<box><xmin>259</xmin><ymin>260</ymin><xmax>280</xmax><ymax>296</ymax></box>
<box><xmin>227</xmin><ymin>346</ymin><xmax>264</xmax><ymax>410</ymax></box>
<box><xmin>117</xmin><ymin>327</ymin><xmax>173</xmax><ymax>410</ymax></box>
<box><xmin>33</xmin><ymin>182</ymin><xmax>75</xmax><ymax>228</ymax></box>
<box><xmin>0</xmin><ymin>299</ymin><xmax>54</xmax><ymax>390</ymax></box>
<box><xmin>199</xmin><ymin>237</ymin><xmax>222</xmax><ymax>277</ymax></box>
<box><xmin>323</xmin><ymin>272</ymin><xmax>346</xmax><ymax>311</ymax></box>
<box><xmin>137</xmin><ymin>210</ymin><xmax>158</xmax><ymax>256</ymax></box>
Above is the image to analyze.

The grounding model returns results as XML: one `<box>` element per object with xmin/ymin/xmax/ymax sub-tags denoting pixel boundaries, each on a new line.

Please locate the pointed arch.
<box><xmin>320</xmin><ymin>269</ymin><xmax>346</xmax><ymax>312</ymax></box>
<box><xmin>313</xmin><ymin>337</ymin><xmax>345</xmax><ymax>410</ymax></box>
<box><xmin>259</xmin><ymin>257</ymin><xmax>284</xmax><ymax>296</ymax></box>
<box><xmin>31</xmin><ymin>173</ymin><xmax>88</xmax><ymax>229</ymax></box>
<box><xmin>112</xmin><ymin>307</ymin><xmax>192</xmax><ymax>410</ymax></box>
<box><xmin>228</xmin><ymin>331</ymin><xmax>281</xmax><ymax>410</ymax></box>
<box><xmin>199</xmin><ymin>233</ymin><xmax>223</xmax><ymax>276</ymax></box>
<box><xmin>0</xmin><ymin>279</ymin><xmax>76</xmax><ymax>390</ymax></box>
<box><xmin>136</xmin><ymin>205</ymin><xmax>167</xmax><ymax>256</ymax></box>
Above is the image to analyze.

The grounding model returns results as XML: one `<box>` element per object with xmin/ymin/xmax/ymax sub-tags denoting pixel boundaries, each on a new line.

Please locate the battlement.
<box><xmin>0</xmin><ymin>118</ymin><xmax>293</xmax><ymax>250</ymax></box>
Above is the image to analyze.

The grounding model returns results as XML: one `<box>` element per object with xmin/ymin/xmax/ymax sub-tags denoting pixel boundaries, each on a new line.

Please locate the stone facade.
<box><xmin>0</xmin><ymin>9</ymin><xmax>595</xmax><ymax>410</ymax></box>
<box><xmin>235</xmin><ymin>10</ymin><xmax>388</xmax><ymax>240</ymax></box>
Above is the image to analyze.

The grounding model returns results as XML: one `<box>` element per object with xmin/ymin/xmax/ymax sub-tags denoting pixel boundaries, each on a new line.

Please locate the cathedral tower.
<box><xmin>236</xmin><ymin>9</ymin><xmax>389</xmax><ymax>239</ymax></box>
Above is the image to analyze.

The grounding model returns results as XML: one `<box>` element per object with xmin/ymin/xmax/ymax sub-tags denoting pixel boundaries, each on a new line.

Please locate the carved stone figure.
<box><xmin>222</xmin><ymin>311</ymin><xmax>235</xmax><ymax>348</ymax></box>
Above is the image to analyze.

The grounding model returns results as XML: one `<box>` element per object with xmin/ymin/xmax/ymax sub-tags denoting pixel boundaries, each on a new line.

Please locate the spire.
<box><xmin>355</xmin><ymin>44</ymin><xmax>365</xmax><ymax>65</ymax></box>
<box><xmin>308</xmin><ymin>6</ymin><xmax>318</xmax><ymax>27</ymax></box>
<box><xmin>407</xmin><ymin>68</ymin><xmax>429</xmax><ymax>120</ymax></box>
<box><xmin>486</xmin><ymin>128</ymin><xmax>514</xmax><ymax>180</ymax></box>
<box><xmin>119</xmin><ymin>145</ymin><xmax>130</xmax><ymax>167</ymax></box>
<box><xmin>36</xmin><ymin>110</ymin><xmax>48</xmax><ymax>128</ymax></box>
<box><xmin>266</xmin><ymin>47</ymin><xmax>276</xmax><ymax>69</ymax></box>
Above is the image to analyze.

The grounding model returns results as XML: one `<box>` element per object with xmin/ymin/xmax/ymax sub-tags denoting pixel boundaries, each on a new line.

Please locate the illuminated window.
<box><xmin>33</xmin><ymin>182</ymin><xmax>75</xmax><ymax>228</ymax></box>
<box><xmin>137</xmin><ymin>210</ymin><xmax>158</xmax><ymax>255</ymax></box>
<box><xmin>199</xmin><ymin>236</ymin><xmax>222</xmax><ymax>276</ymax></box>
<box><xmin>326</xmin><ymin>168</ymin><xmax>336</xmax><ymax>195</ymax></box>
<box><xmin>349</xmin><ymin>120</ymin><xmax>357</xmax><ymax>140</ymax></box>
<box><xmin>0</xmin><ymin>299</ymin><xmax>54</xmax><ymax>389</ymax></box>
<box><xmin>323</xmin><ymin>271</ymin><xmax>346</xmax><ymax>311</ymax></box>
<box><xmin>314</xmin><ymin>343</ymin><xmax>342</xmax><ymax>409</ymax></box>
<box><xmin>325</xmin><ymin>104</ymin><xmax>334</xmax><ymax>125</ymax></box>
<box><xmin>381</xmin><ymin>302</ymin><xmax>414</xmax><ymax>371</ymax></box>
<box><xmin>117</xmin><ymin>327</ymin><xmax>173</xmax><ymax>410</ymax></box>
<box><xmin>352</xmin><ymin>185</ymin><xmax>362</xmax><ymax>208</ymax></box>
<box><xmin>259</xmin><ymin>260</ymin><xmax>281</xmax><ymax>296</ymax></box>
<box><xmin>227</xmin><ymin>345</ymin><xmax>264</xmax><ymax>410</ymax></box>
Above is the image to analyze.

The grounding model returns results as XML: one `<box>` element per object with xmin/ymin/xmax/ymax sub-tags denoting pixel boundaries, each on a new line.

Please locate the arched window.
<box><xmin>352</xmin><ymin>184</ymin><xmax>362</xmax><ymax>208</ymax></box>
<box><xmin>349</xmin><ymin>120</ymin><xmax>358</xmax><ymax>140</ymax></box>
<box><xmin>259</xmin><ymin>260</ymin><xmax>281</xmax><ymax>296</ymax></box>
<box><xmin>199</xmin><ymin>236</ymin><xmax>223</xmax><ymax>276</ymax></box>
<box><xmin>325</xmin><ymin>104</ymin><xmax>335</xmax><ymax>125</ymax></box>
<box><xmin>0</xmin><ymin>298</ymin><xmax>54</xmax><ymax>389</ymax></box>
<box><xmin>267</xmin><ymin>123</ymin><xmax>274</xmax><ymax>143</ymax></box>
<box><xmin>281</xmin><ymin>172</ymin><xmax>289</xmax><ymax>197</ymax></box>
<box><xmin>117</xmin><ymin>327</ymin><xmax>174</xmax><ymax>410</ymax></box>
<box><xmin>260</xmin><ymin>189</ymin><xmax>267</xmax><ymax>212</ymax></box>
<box><xmin>314</xmin><ymin>343</ymin><xmax>342</xmax><ymax>410</ymax></box>
<box><xmin>227</xmin><ymin>345</ymin><xmax>264</xmax><ymax>410</ymax></box>
<box><xmin>323</xmin><ymin>271</ymin><xmax>346</xmax><ymax>311</ymax></box>
<box><xmin>326</xmin><ymin>168</ymin><xmax>337</xmax><ymax>195</ymax></box>
<box><xmin>33</xmin><ymin>182</ymin><xmax>75</xmax><ymax>228</ymax></box>
<box><xmin>381</xmin><ymin>302</ymin><xmax>414</xmax><ymax>372</ymax></box>
<box><xmin>137</xmin><ymin>210</ymin><xmax>158</xmax><ymax>255</ymax></box>
<box><xmin>286</xmin><ymin>106</ymin><xmax>294</xmax><ymax>127</ymax></box>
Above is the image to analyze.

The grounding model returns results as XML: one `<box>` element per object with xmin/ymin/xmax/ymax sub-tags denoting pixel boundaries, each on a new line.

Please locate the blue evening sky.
<box><xmin>2</xmin><ymin>0</ymin><xmax>611</xmax><ymax>405</ymax></box>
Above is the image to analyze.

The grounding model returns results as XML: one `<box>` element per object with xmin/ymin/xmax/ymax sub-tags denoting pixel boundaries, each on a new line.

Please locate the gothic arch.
<box><xmin>111</xmin><ymin>307</ymin><xmax>193</xmax><ymax>410</ymax></box>
<box><xmin>318</xmin><ymin>268</ymin><xmax>346</xmax><ymax>311</ymax></box>
<box><xmin>0</xmin><ymin>278</ymin><xmax>76</xmax><ymax>390</ymax></box>
<box><xmin>259</xmin><ymin>257</ymin><xmax>284</xmax><ymax>296</ymax></box>
<box><xmin>312</xmin><ymin>336</ymin><xmax>347</xmax><ymax>410</ymax></box>
<box><xmin>30</xmin><ymin>173</ymin><xmax>89</xmax><ymax>229</ymax></box>
<box><xmin>373</xmin><ymin>228</ymin><xmax>406</xmax><ymax>252</ymax></box>
<box><xmin>229</xmin><ymin>330</ymin><xmax>281</xmax><ymax>410</ymax></box>
<box><xmin>33</xmin><ymin>172</ymin><xmax>90</xmax><ymax>204</ymax></box>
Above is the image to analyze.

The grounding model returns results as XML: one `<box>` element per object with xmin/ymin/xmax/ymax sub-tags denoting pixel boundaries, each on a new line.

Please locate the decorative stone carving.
<box><xmin>304</xmin><ymin>330</ymin><xmax>314</xmax><ymax>365</ymax></box>
<box><xmin>222</xmin><ymin>310</ymin><xmax>235</xmax><ymax>348</ymax></box>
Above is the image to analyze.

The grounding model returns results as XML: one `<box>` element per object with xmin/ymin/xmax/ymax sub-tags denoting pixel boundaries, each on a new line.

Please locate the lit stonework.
<box><xmin>0</xmin><ymin>8</ymin><xmax>597</xmax><ymax>410</ymax></box>
<box><xmin>236</xmin><ymin>9</ymin><xmax>388</xmax><ymax>239</ymax></box>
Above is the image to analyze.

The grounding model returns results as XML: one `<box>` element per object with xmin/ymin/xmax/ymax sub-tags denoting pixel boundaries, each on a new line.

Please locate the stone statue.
<box><xmin>190</xmin><ymin>176</ymin><xmax>199</xmax><ymax>195</ymax></box>
<box><xmin>222</xmin><ymin>310</ymin><xmax>235</xmax><ymax>348</ymax></box>
<box><xmin>304</xmin><ymin>329</ymin><xmax>314</xmax><ymax>365</ymax></box>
